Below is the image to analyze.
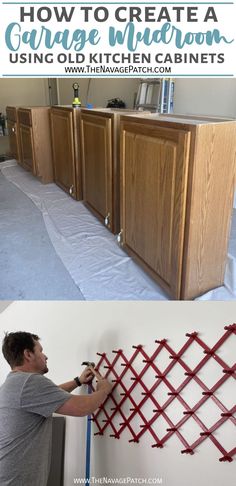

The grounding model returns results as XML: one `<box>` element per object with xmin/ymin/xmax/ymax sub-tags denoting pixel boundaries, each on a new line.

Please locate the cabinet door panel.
<box><xmin>8</xmin><ymin>120</ymin><xmax>20</xmax><ymax>160</ymax></box>
<box><xmin>18</xmin><ymin>109</ymin><xmax>32</xmax><ymax>126</ymax></box>
<box><xmin>6</xmin><ymin>107</ymin><xmax>17</xmax><ymax>122</ymax></box>
<box><xmin>121</xmin><ymin>123</ymin><xmax>190</xmax><ymax>299</ymax></box>
<box><xmin>81</xmin><ymin>115</ymin><xmax>112</xmax><ymax>226</ymax></box>
<box><xmin>51</xmin><ymin>110</ymin><xmax>76</xmax><ymax>198</ymax></box>
<box><xmin>19</xmin><ymin>125</ymin><xmax>36</xmax><ymax>173</ymax></box>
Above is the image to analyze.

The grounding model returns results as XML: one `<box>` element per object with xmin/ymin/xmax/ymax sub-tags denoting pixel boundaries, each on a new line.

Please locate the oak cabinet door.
<box><xmin>8</xmin><ymin>120</ymin><xmax>20</xmax><ymax>161</ymax></box>
<box><xmin>81</xmin><ymin>114</ymin><xmax>113</xmax><ymax>230</ymax></box>
<box><xmin>51</xmin><ymin>109</ymin><xmax>76</xmax><ymax>198</ymax></box>
<box><xmin>121</xmin><ymin>122</ymin><xmax>191</xmax><ymax>299</ymax></box>
<box><xmin>19</xmin><ymin>124</ymin><xmax>36</xmax><ymax>174</ymax></box>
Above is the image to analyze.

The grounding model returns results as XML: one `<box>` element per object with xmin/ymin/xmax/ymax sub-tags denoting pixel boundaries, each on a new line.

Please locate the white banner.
<box><xmin>0</xmin><ymin>1</ymin><xmax>235</xmax><ymax>77</ymax></box>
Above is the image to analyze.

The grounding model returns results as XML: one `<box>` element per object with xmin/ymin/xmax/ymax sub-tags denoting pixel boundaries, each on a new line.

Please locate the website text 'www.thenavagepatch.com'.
<box><xmin>73</xmin><ymin>478</ymin><xmax>163</xmax><ymax>485</ymax></box>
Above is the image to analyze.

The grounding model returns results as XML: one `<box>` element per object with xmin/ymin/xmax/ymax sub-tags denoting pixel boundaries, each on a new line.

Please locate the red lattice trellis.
<box><xmin>91</xmin><ymin>324</ymin><xmax>236</xmax><ymax>462</ymax></box>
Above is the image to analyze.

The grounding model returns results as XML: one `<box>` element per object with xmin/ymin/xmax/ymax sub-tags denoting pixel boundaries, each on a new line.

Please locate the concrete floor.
<box><xmin>0</xmin><ymin>171</ymin><xmax>85</xmax><ymax>300</ymax></box>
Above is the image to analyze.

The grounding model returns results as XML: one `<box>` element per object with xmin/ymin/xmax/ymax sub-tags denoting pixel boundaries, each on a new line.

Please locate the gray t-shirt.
<box><xmin>0</xmin><ymin>371</ymin><xmax>71</xmax><ymax>486</ymax></box>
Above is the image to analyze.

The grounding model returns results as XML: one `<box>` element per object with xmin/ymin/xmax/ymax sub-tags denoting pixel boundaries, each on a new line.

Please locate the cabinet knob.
<box><xmin>105</xmin><ymin>213</ymin><xmax>110</xmax><ymax>227</ymax></box>
<box><xmin>69</xmin><ymin>185</ymin><xmax>74</xmax><ymax>195</ymax></box>
<box><xmin>12</xmin><ymin>127</ymin><xmax>15</xmax><ymax>133</ymax></box>
<box><xmin>117</xmin><ymin>230</ymin><xmax>123</xmax><ymax>246</ymax></box>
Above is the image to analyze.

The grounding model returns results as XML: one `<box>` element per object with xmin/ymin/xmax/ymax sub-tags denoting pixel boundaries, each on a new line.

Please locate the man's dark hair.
<box><xmin>2</xmin><ymin>332</ymin><xmax>40</xmax><ymax>367</ymax></box>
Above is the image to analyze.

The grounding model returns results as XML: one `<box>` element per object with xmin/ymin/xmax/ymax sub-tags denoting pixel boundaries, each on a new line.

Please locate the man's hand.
<box><xmin>79</xmin><ymin>367</ymin><xmax>94</xmax><ymax>385</ymax></box>
<box><xmin>79</xmin><ymin>366</ymin><xmax>112</xmax><ymax>395</ymax></box>
<box><xmin>96</xmin><ymin>377</ymin><xmax>113</xmax><ymax>395</ymax></box>
<box><xmin>56</xmin><ymin>367</ymin><xmax>113</xmax><ymax>416</ymax></box>
<box><xmin>89</xmin><ymin>367</ymin><xmax>113</xmax><ymax>395</ymax></box>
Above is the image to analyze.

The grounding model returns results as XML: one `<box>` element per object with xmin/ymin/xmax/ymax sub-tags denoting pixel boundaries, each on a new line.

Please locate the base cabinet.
<box><xmin>6</xmin><ymin>107</ymin><xmax>20</xmax><ymax>161</ymax></box>
<box><xmin>120</xmin><ymin>114</ymin><xmax>236</xmax><ymax>300</ymax></box>
<box><xmin>18</xmin><ymin>107</ymin><xmax>53</xmax><ymax>183</ymax></box>
<box><xmin>50</xmin><ymin>106</ymin><xmax>82</xmax><ymax>200</ymax></box>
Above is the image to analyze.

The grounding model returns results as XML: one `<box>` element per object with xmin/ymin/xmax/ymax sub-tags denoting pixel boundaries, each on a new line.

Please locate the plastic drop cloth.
<box><xmin>0</xmin><ymin>161</ymin><xmax>168</xmax><ymax>300</ymax></box>
<box><xmin>1</xmin><ymin>160</ymin><xmax>236</xmax><ymax>301</ymax></box>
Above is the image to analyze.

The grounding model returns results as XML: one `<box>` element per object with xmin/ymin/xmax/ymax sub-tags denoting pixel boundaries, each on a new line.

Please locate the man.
<box><xmin>0</xmin><ymin>331</ymin><xmax>112</xmax><ymax>486</ymax></box>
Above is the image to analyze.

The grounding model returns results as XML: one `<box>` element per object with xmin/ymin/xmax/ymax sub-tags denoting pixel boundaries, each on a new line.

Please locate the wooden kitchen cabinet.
<box><xmin>120</xmin><ymin>113</ymin><xmax>236</xmax><ymax>300</ymax></box>
<box><xmin>81</xmin><ymin>108</ymin><xmax>150</xmax><ymax>233</ymax></box>
<box><xmin>6</xmin><ymin>106</ymin><xmax>20</xmax><ymax>161</ymax></box>
<box><xmin>18</xmin><ymin>107</ymin><xmax>53</xmax><ymax>183</ymax></box>
<box><xmin>50</xmin><ymin>106</ymin><xmax>82</xmax><ymax>200</ymax></box>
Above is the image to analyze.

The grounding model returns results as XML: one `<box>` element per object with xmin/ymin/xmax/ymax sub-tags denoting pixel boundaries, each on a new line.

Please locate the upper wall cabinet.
<box><xmin>120</xmin><ymin>114</ymin><xmax>236</xmax><ymax>300</ymax></box>
<box><xmin>18</xmin><ymin>107</ymin><xmax>53</xmax><ymax>183</ymax></box>
<box><xmin>50</xmin><ymin>106</ymin><xmax>82</xmax><ymax>200</ymax></box>
<box><xmin>6</xmin><ymin>106</ymin><xmax>20</xmax><ymax>161</ymax></box>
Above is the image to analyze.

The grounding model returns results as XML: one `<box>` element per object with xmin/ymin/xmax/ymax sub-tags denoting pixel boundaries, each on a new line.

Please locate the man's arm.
<box><xmin>55</xmin><ymin>377</ymin><xmax>112</xmax><ymax>417</ymax></box>
<box><xmin>58</xmin><ymin>380</ymin><xmax>78</xmax><ymax>393</ymax></box>
<box><xmin>59</xmin><ymin>367</ymin><xmax>94</xmax><ymax>392</ymax></box>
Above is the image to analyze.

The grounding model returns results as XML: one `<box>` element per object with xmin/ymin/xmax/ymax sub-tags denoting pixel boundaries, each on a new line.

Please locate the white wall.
<box><xmin>0</xmin><ymin>302</ymin><xmax>12</xmax><ymax>313</ymax></box>
<box><xmin>0</xmin><ymin>79</ymin><xmax>50</xmax><ymax>114</ymax></box>
<box><xmin>173</xmin><ymin>78</ymin><xmax>236</xmax><ymax>117</ymax></box>
<box><xmin>1</xmin><ymin>78</ymin><xmax>235</xmax><ymax>116</ymax></box>
<box><xmin>58</xmin><ymin>78</ymin><xmax>139</xmax><ymax>108</ymax></box>
<box><xmin>58</xmin><ymin>78</ymin><xmax>236</xmax><ymax>116</ymax></box>
<box><xmin>0</xmin><ymin>302</ymin><xmax>235</xmax><ymax>486</ymax></box>
<box><xmin>57</xmin><ymin>78</ymin><xmax>236</xmax><ymax>116</ymax></box>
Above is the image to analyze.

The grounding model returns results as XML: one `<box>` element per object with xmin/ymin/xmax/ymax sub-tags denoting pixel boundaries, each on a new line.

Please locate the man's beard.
<box><xmin>42</xmin><ymin>364</ymin><xmax>49</xmax><ymax>374</ymax></box>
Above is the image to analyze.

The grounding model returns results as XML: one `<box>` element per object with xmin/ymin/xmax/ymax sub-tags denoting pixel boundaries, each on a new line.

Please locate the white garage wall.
<box><xmin>58</xmin><ymin>78</ymin><xmax>236</xmax><ymax>116</ymax></box>
<box><xmin>0</xmin><ymin>78</ymin><xmax>235</xmax><ymax>116</ymax></box>
<box><xmin>0</xmin><ymin>302</ymin><xmax>235</xmax><ymax>486</ymax></box>
<box><xmin>58</xmin><ymin>78</ymin><xmax>139</xmax><ymax>109</ymax></box>
<box><xmin>0</xmin><ymin>302</ymin><xmax>12</xmax><ymax>314</ymax></box>
<box><xmin>0</xmin><ymin>79</ymin><xmax>49</xmax><ymax>114</ymax></box>
<box><xmin>173</xmin><ymin>78</ymin><xmax>236</xmax><ymax>117</ymax></box>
